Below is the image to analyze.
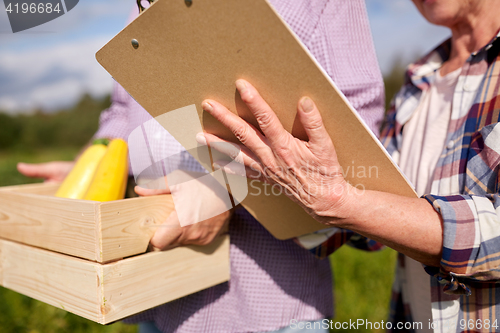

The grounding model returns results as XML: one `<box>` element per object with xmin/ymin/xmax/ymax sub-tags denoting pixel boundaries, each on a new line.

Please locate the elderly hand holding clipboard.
<box><xmin>198</xmin><ymin>79</ymin><xmax>444</xmax><ymax>267</ymax></box>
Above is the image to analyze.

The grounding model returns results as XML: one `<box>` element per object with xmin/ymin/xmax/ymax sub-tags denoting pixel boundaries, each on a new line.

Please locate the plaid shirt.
<box><xmin>312</xmin><ymin>31</ymin><xmax>500</xmax><ymax>333</ymax></box>
<box><xmin>382</xmin><ymin>30</ymin><xmax>500</xmax><ymax>333</ymax></box>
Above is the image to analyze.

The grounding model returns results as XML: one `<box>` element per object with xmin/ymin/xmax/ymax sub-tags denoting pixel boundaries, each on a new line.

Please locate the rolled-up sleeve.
<box><xmin>424</xmin><ymin>193</ymin><xmax>500</xmax><ymax>294</ymax></box>
<box><xmin>423</xmin><ymin>193</ymin><xmax>500</xmax><ymax>295</ymax></box>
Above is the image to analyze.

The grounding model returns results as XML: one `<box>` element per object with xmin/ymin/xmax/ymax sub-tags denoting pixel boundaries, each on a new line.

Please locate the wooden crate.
<box><xmin>0</xmin><ymin>235</ymin><xmax>230</xmax><ymax>324</ymax></box>
<box><xmin>0</xmin><ymin>183</ymin><xmax>231</xmax><ymax>324</ymax></box>
<box><xmin>0</xmin><ymin>183</ymin><xmax>173</xmax><ymax>263</ymax></box>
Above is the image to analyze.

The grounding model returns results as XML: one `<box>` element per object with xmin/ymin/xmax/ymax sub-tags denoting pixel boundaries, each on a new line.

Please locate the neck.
<box><xmin>441</xmin><ymin>5</ymin><xmax>500</xmax><ymax>75</ymax></box>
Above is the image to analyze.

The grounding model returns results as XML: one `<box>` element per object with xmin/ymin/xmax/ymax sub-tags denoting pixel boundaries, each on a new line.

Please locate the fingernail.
<box><xmin>196</xmin><ymin>132</ymin><xmax>207</xmax><ymax>145</ymax></box>
<box><xmin>213</xmin><ymin>163</ymin><xmax>221</xmax><ymax>170</ymax></box>
<box><xmin>235</xmin><ymin>80</ymin><xmax>247</xmax><ymax>93</ymax></box>
<box><xmin>301</xmin><ymin>97</ymin><xmax>314</xmax><ymax>113</ymax></box>
<box><xmin>202</xmin><ymin>101</ymin><xmax>213</xmax><ymax>112</ymax></box>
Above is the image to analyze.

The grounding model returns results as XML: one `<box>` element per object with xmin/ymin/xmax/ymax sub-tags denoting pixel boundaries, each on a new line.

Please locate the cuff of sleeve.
<box><xmin>347</xmin><ymin>234</ymin><xmax>384</xmax><ymax>252</ymax></box>
<box><xmin>297</xmin><ymin>230</ymin><xmax>384</xmax><ymax>259</ymax></box>
<box><xmin>423</xmin><ymin>194</ymin><xmax>475</xmax><ymax>295</ymax></box>
<box><xmin>296</xmin><ymin>228</ymin><xmax>354</xmax><ymax>259</ymax></box>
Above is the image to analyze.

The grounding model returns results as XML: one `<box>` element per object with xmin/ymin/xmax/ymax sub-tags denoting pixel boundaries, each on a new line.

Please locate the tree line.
<box><xmin>0</xmin><ymin>60</ymin><xmax>407</xmax><ymax>152</ymax></box>
<box><xmin>0</xmin><ymin>94</ymin><xmax>110</xmax><ymax>151</ymax></box>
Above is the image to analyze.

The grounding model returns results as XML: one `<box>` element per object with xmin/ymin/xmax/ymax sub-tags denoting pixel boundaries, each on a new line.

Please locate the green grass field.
<box><xmin>330</xmin><ymin>246</ymin><xmax>396</xmax><ymax>332</ymax></box>
<box><xmin>0</xmin><ymin>148</ymin><xmax>396</xmax><ymax>333</ymax></box>
<box><xmin>0</xmin><ymin>148</ymin><xmax>79</xmax><ymax>186</ymax></box>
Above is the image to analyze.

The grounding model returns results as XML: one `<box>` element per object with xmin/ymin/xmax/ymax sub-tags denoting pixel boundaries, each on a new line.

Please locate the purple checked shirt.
<box><xmin>94</xmin><ymin>1</ymin><xmax>384</xmax><ymax>332</ymax></box>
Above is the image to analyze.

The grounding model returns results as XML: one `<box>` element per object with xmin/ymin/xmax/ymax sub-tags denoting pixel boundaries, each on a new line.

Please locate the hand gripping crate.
<box><xmin>0</xmin><ymin>183</ymin><xmax>230</xmax><ymax>324</ymax></box>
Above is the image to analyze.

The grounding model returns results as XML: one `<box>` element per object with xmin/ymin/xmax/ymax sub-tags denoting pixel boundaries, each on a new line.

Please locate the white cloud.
<box><xmin>0</xmin><ymin>37</ymin><xmax>114</xmax><ymax>113</ymax></box>
<box><xmin>0</xmin><ymin>0</ymin><xmax>131</xmax><ymax>114</ymax></box>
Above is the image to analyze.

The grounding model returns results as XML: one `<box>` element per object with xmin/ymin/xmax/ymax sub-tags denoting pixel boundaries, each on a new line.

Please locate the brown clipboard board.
<box><xmin>96</xmin><ymin>0</ymin><xmax>417</xmax><ymax>240</ymax></box>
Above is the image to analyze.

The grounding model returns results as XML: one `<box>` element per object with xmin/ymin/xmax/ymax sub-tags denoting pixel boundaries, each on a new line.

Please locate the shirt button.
<box><xmin>464</xmin><ymin>84</ymin><xmax>471</xmax><ymax>90</ymax></box>
<box><xmin>447</xmin><ymin>140</ymin><xmax>455</xmax><ymax>149</ymax></box>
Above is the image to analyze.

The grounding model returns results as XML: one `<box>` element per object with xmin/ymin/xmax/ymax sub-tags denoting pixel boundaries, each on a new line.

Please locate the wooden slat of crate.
<box><xmin>0</xmin><ymin>182</ymin><xmax>60</xmax><ymax>195</ymax></box>
<box><xmin>0</xmin><ymin>238</ymin><xmax>102</xmax><ymax>322</ymax></box>
<box><xmin>99</xmin><ymin>196</ymin><xmax>174</xmax><ymax>263</ymax></box>
<box><xmin>0</xmin><ymin>189</ymin><xmax>99</xmax><ymax>261</ymax></box>
<box><xmin>0</xmin><ymin>235</ymin><xmax>230</xmax><ymax>324</ymax></box>
<box><xmin>0</xmin><ymin>183</ymin><xmax>174</xmax><ymax>263</ymax></box>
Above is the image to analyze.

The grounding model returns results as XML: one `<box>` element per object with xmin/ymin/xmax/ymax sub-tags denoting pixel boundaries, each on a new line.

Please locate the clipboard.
<box><xmin>96</xmin><ymin>0</ymin><xmax>417</xmax><ymax>240</ymax></box>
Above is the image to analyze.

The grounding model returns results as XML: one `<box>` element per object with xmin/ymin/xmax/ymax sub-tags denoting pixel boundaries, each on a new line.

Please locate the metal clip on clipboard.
<box><xmin>136</xmin><ymin>0</ymin><xmax>155</xmax><ymax>13</ymax></box>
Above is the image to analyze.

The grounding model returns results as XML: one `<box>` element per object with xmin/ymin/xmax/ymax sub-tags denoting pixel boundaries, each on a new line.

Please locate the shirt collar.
<box><xmin>471</xmin><ymin>29</ymin><xmax>500</xmax><ymax>57</ymax></box>
<box><xmin>407</xmin><ymin>29</ymin><xmax>500</xmax><ymax>91</ymax></box>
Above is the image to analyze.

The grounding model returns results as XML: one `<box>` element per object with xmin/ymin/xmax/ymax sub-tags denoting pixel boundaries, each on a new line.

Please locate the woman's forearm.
<box><xmin>335</xmin><ymin>189</ymin><xmax>443</xmax><ymax>266</ymax></box>
<box><xmin>200</xmin><ymin>80</ymin><xmax>445</xmax><ymax>267</ymax></box>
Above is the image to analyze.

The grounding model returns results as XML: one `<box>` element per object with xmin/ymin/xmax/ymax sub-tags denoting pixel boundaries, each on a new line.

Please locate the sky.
<box><xmin>0</xmin><ymin>0</ymin><xmax>450</xmax><ymax>114</ymax></box>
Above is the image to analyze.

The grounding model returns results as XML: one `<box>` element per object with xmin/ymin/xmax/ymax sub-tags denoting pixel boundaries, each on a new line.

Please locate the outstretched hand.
<box><xmin>197</xmin><ymin>79</ymin><xmax>352</xmax><ymax>223</ymax></box>
<box><xmin>17</xmin><ymin>161</ymin><xmax>75</xmax><ymax>183</ymax></box>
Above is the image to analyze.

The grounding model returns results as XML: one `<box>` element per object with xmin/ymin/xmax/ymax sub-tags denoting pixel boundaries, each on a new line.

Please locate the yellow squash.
<box><xmin>55</xmin><ymin>143</ymin><xmax>108</xmax><ymax>199</ymax></box>
<box><xmin>84</xmin><ymin>138</ymin><xmax>129</xmax><ymax>202</ymax></box>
